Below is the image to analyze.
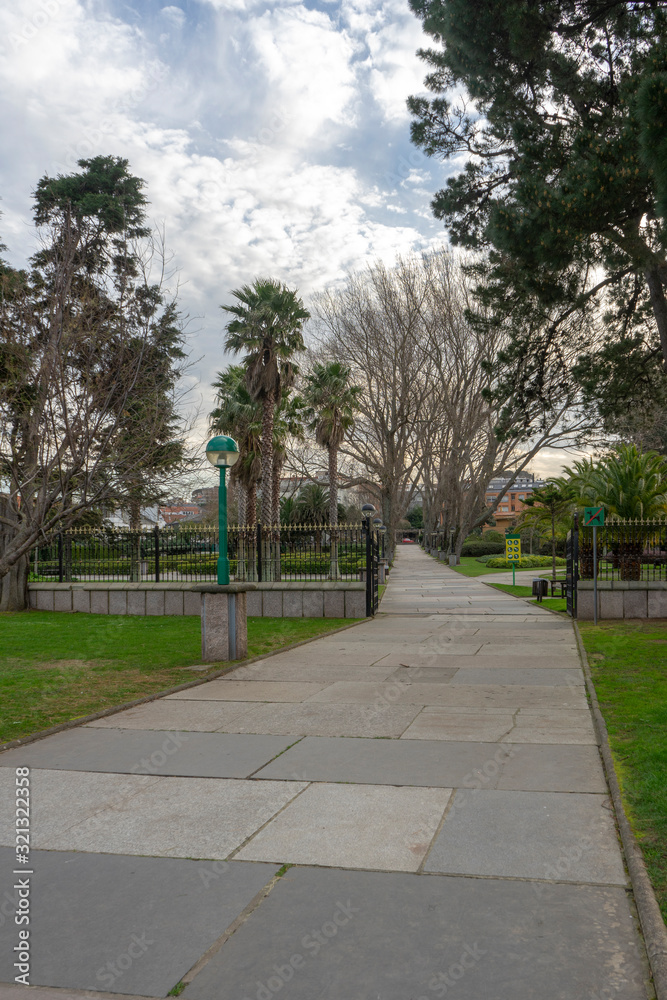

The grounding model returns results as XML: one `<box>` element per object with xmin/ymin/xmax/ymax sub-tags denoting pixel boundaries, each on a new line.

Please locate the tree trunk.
<box><xmin>247</xmin><ymin>484</ymin><xmax>257</xmax><ymax>526</ymax></box>
<box><xmin>272</xmin><ymin>458</ymin><xmax>283</xmax><ymax>527</ymax></box>
<box><xmin>645</xmin><ymin>266</ymin><xmax>667</xmax><ymax>367</ymax></box>
<box><xmin>271</xmin><ymin>459</ymin><xmax>283</xmax><ymax>581</ymax></box>
<box><xmin>260</xmin><ymin>391</ymin><xmax>275</xmax><ymax>523</ymax></box>
<box><xmin>129</xmin><ymin>497</ymin><xmax>142</xmax><ymax>582</ymax></box>
<box><xmin>0</xmin><ymin>496</ymin><xmax>29</xmax><ymax>611</ymax></box>
<box><xmin>328</xmin><ymin>446</ymin><xmax>340</xmax><ymax>579</ymax></box>
<box><xmin>551</xmin><ymin>509</ymin><xmax>557</xmax><ymax>581</ymax></box>
<box><xmin>237</xmin><ymin>484</ymin><xmax>247</xmax><ymax>526</ymax></box>
<box><xmin>246</xmin><ymin>484</ymin><xmax>258</xmax><ymax>580</ymax></box>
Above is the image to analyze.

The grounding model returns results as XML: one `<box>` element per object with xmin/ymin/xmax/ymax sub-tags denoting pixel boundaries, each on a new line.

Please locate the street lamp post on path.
<box><xmin>206</xmin><ymin>435</ymin><xmax>240</xmax><ymax>585</ymax></box>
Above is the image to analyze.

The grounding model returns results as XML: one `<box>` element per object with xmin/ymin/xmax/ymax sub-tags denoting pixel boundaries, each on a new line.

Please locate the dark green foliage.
<box><xmin>406</xmin><ymin>506</ymin><xmax>424</xmax><ymax>528</ymax></box>
<box><xmin>0</xmin><ymin>156</ymin><xmax>188</xmax><ymax>603</ymax></box>
<box><xmin>408</xmin><ymin>0</ymin><xmax>667</xmax><ymax>420</ymax></box>
<box><xmin>460</xmin><ymin>541</ymin><xmax>505</xmax><ymax>556</ymax></box>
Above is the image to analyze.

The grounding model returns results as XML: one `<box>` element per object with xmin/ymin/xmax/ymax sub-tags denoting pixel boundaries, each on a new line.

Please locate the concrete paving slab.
<box><xmin>306</xmin><ymin>681</ymin><xmax>587</xmax><ymax>708</ymax></box>
<box><xmin>504</xmin><ymin>726</ymin><xmax>598</xmax><ymax>744</ymax></box>
<box><xmin>0</xmin><ymin>988</ymin><xmax>157</xmax><ymax>1000</ymax></box>
<box><xmin>0</xmin><ymin>847</ymin><xmax>277</xmax><ymax>996</ymax></box>
<box><xmin>35</xmin><ymin>773</ymin><xmax>307</xmax><ymax>858</ymax></box>
<box><xmin>182</xmin><ymin>866</ymin><xmax>648</xmax><ymax>1000</ymax></box>
<box><xmin>375</xmin><ymin>645</ymin><xmax>483</xmax><ymax>663</ymax></box>
<box><xmin>254</xmin><ymin>736</ymin><xmax>513</xmax><ymax>787</ymax></box>
<box><xmin>424</xmin><ymin>789</ymin><xmax>626</xmax><ymax>885</ymax></box>
<box><xmin>85</xmin><ymin>700</ymin><xmax>258</xmax><ymax>731</ymax></box>
<box><xmin>228</xmin><ymin>661</ymin><xmax>395</xmax><ymax>683</ymax></box>
<box><xmin>385</xmin><ymin>666</ymin><xmax>458</xmax><ymax>683</ymax></box>
<box><xmin>0</xmin><ymin>768</ymin><xmax>160</xmax><ymax>845</ymax></box>
<box><xmin>517</xmin><ymin>708</ymin><xmax>597</xmax><ymax>726</ymax></box>
<box><xmin>236</xmin><ymin>783</ymin><xmax>452</xmax><ymax>871</ymax></box>
<box><xmin>450</xmin><ymin>667</ymin><xmax>583</xmax><ymax>686</ymax></box>
<box><xmin>379</xmin><ymin>653</ymin><xmax>583</xmax><ymax>669</ymax></box>
<box><xmin>247</xmin><ymin>647</ymin><xmax>385</xmax><ymax>666</ymax></box>
<box><xmin>224</xmin><ymin>702</ymin><xmax>421</xmax><ymax>738</ymax></box>
<box><xmin>165</xmin><ymin>680</ymin><xmax>326</xmax><ymax>702</ymax></box>
<box><xmin>0</xmin><ymin>728</ymin><xmax>297</xmax><ymax>778</ymax></box>
<box><xmin>477</xmin><ymin>643</ymin><xmax>578</xmax><ymax>656</ymax></box>
<box><xmin>400</xmin><ymin>709</ymin><xmax>515</xmax><ymax>742</ymax></box>
<box><xmin>497</xmin><ymin>743</ymin><xmax>606</xmax><ymax>792</ymax></box>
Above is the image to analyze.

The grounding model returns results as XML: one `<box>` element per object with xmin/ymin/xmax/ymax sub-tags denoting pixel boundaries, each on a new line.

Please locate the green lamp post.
<box><xmin>206</xmin><ymin>435</ymin><xmax>240</xmax><ymax>585</ymax></box>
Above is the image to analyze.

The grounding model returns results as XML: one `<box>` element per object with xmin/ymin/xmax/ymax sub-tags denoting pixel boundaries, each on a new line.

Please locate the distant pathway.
<box><xmin>0</xmin><ymin>546</ymin><xmax>650</xmax><ymax>999</ymax></box>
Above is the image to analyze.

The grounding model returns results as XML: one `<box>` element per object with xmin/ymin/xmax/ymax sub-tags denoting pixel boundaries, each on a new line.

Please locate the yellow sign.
<box><xmin>505</xmin><ymin>534</ymin><xmax>521</xmax><ymax>562</ymax></box>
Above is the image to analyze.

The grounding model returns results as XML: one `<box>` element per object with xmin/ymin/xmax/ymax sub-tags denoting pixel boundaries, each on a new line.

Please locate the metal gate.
<box><xmin>566</xmin><ymin>515</ymin><xmax>579</xmax><ymax>618</ymax></box>
<box><xmin>365</xmin><ymin>525</ymin><xmax>380</xmax><ymax>616</ymax></box>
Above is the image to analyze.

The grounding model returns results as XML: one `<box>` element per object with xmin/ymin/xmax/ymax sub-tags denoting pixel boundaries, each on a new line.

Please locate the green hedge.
<box><xmin>461</xmin><ymin>542</ymin><xmax>505</xmax><ymax>557</ymax></box>
<box><xmin>486</xmin><ymin>555</ymin><xmax>567</xmax><ymax>569</ymax></box>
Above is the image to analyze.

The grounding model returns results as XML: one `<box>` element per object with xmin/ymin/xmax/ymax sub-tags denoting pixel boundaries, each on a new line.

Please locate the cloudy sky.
<box><xmin>0</xmin><ymin>0</ymin><xmax>577</xmax><ymax>477</ymax></box>
<box><xmin>1</xmin><ymin>2</ymin><xmax>445</xmax><ymax>369</ymax></box>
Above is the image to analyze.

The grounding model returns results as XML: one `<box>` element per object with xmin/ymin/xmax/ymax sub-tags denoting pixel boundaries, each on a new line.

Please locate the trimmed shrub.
<box><xmin>486</xmin><ymin>555</ymin><xmax>567</xmax><ymax>569</ymax></box>
<box><xmin>461</xmin><ymin>542</ymin><xmax>505</xmax><ymax>557</ymax></box>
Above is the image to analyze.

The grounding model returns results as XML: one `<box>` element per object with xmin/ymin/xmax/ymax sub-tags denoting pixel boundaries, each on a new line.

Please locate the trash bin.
<box><xmin>532</xmin><ymin>578</ymin><xmax>548</xmax><ymax>602</ymax></box>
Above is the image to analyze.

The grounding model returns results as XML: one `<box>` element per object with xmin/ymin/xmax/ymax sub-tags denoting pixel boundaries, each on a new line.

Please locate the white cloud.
<box><xmin>161</xmin><ymin>6</ymin><xmax>186</xmax><ymax>27</ymax></box>
<box><xmin>0</xmin><ymin>0</ymin><xmax>448</xmax><ymax>427</ymax></box>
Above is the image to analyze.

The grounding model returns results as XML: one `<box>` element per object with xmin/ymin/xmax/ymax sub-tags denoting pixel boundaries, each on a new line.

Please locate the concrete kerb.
<box><xmin>0</xmin><ymin>616</ymin><xmax>369</xmax><ymax>754</ymax></box>
<box><xmin>574</xmin><ymin>621</ymin><xmax>667</xmax><ymax>999</ymax></box>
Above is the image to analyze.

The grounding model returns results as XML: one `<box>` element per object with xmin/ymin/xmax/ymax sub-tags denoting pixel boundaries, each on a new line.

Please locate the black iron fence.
<box><xmin>578</xmin><ymin>518</ymin><xmax>667</xmax><ymax>582</ymax></box>
<box><xmin>28</xmin><ymin>523</ymin><xmax>379</xmax><ymax>584</ymax></box>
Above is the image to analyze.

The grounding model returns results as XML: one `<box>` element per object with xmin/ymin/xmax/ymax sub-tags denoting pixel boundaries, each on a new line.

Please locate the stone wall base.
<box><xmin>28</xmin><ymin>582</ymin><xmax>366</xmax><ymax>619</ymax></box>
<box><xmin>577</xmin><ymin>581</ymin><xmax>667</xmax><ymax>620</ymax></box>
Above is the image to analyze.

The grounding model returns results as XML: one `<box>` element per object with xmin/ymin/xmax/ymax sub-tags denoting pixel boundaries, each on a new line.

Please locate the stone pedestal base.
<box><xmin>193</xmin><ymin>584</ymin><xmax>256</xmax><ymax>661</ymax></box>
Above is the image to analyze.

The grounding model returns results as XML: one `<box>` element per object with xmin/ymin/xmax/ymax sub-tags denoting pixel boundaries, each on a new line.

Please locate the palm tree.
<box><xmin>272</xmin><ymin>392</ymin><xmax>305</xmax><ymax>527</ymax></box>
<box><xmin>303</xmin><ymin>362</ymin><xmax>361</xmax><ymax>527</ymax></box>
<box><xmin>295</xmin><ymin>483</ymin><xmax>331</xmax><ymax>524</ymax></box>
<box><xmin>210</xmin><ymin>365</ymin><xmax>262</xmax><ymax>579</ymax></box>
<box><xmin>222</xmin><ymin>278</ymin><xmax>309</xmax><ymax>523</ymax></box>
<box><xmin>561</xmin><ymin>445</ymin><xmax>667</xmax><ymax>519</ymax></box>
<box><xmin>520</xmin><ymin>484</ymin><xmax>577</xmax><ymax>581</ymax></box>
<box><xmin>210</xmin><ymin>366</ymin><xmax>262</xmax><ymax>523</ymax></box>
<box><xmin>560</xmin><ymin>445</ymin><xmax>667</xmax><ymax>580</ymax></box>
<box><xmin>302</xmin><ymin>362</ymin><xmax>360</xmax><ymax>579</ymax></box>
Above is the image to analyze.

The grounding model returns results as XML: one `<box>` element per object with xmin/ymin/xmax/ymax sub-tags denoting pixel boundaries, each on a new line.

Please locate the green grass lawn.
<box><xmin>0</xmin><ymin>612</ymin><xmax>355</xmax><ymax>744</ymax></box>
<box><xmin>450</xmin><ymin>557</ymin><xmax>514</xmax><ymax>578</ymax></box>
<box><xmin>486</xmin><ymin>582</ymin><xmax>567</xmax><ymax>614</ymax></box>
<box><xmin>579</xmin><ymin>620</ymin><xmax>667</xmax><ymax>920</ymax></box>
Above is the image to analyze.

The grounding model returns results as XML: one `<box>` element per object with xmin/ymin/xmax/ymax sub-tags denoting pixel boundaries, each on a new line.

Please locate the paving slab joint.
<box><xmin>177</xmin><ymin>869</ymin><xmax>287</xmax><ymax>988</ymax></box>
<box><xmin>574</xmin><ymin>621</ymin><xmax>667</xmax><ymax>998</ymax></box>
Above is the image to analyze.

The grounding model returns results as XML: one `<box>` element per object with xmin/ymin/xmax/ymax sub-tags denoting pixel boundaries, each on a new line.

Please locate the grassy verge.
<box><xmin>0</xmin><ymin>613</ymin><xmax>356</xmax><ymax>744</ymax></box>
<box><xmin>487</xmin><ymin>582</ymin><xmax>567</xmax><ymax>614</ymax></box>
<box><xmin>450</xmin><ymin>557</ymin><xmax>515</xmax><ymax>578</ymax></box>
<box><xmin>579</xmin><ymin>620</ymin><xmax>667</xmax><ymax>920</ymax></box>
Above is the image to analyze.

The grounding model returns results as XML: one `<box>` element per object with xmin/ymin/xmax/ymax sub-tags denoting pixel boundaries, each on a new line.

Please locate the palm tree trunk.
<box><xmin>260</xmin><ymin>391</ymin><xmax>276</xmax><ymax>581</ymax></box>
<box><xmin>235</xmin><ymin>485</ymin><xmax>247</xmax><ymax>580</ymax></box>
<box><xmin>246</xmin><ymin>483</ymin><xmax>257</xmax><ymax>580</ymax></box>
<box><xmin>328</xmin><ymin>445</ymin><xmax>340</xmax><ymax>579</ymax></box>
<box><xmin>551</xmin><ymin>508</ymin><xmax>557</xmax><ymax>581</ymax></box>
<box><xmin>261</xmin><ymin>391</ymin><xmax>275</xmax><ymax>523</ymax></box>
<box><xmin>272</xmin><ymin>457</ymin><xmax>283</xmax><ymax>581</ymax></box>
<box><xmin>247</xmin><ymin>484</ymin><xmax>257</xmax><ymax>526</ymax></box>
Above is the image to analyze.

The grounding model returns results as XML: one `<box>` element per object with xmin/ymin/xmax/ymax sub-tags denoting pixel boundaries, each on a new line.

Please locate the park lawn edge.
<box><xmin>573</xmin><ymin>622</ymin><xmax>667</xmax><ymax>994</ymax></box>
<box><xmin>0</xmin><ymin>615</ymin><xmax>365</xmax><ymax>752</ymax></box>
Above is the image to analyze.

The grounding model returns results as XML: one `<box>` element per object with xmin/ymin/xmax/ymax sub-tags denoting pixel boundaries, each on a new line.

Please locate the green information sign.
<box><xmin>583</xmin><ymin>507</ymin><xmax>605</xmax><ymax>527</ymax></box>
<box><xmin>505</xmin><ymin>534</ymin><xmax>521</xmax><ymax>562</ymax></box>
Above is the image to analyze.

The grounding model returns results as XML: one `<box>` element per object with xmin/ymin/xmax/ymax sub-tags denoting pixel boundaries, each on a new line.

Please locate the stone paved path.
<box><xmin>0</xmin><ymin>546</ymin><xmax>653</xmax><ymax>998</ymax></box>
